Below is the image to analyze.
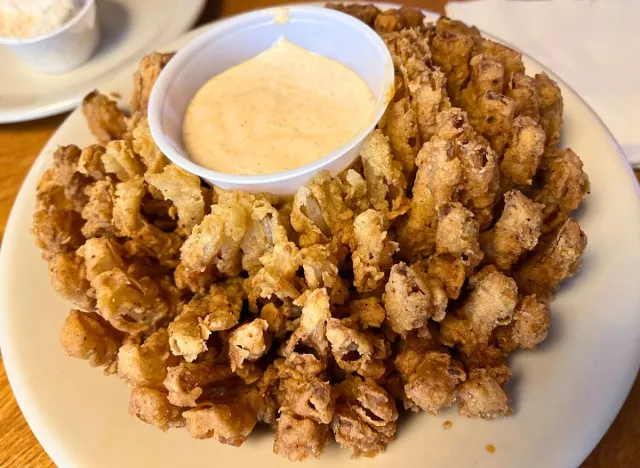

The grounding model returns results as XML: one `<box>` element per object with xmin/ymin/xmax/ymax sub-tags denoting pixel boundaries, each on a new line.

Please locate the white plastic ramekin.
<box><xmin>0</xmin><ymin>0</ymin><xmax>99</xmax><ymax>74</ymax></box>
<box><xmin>148</xmin><ymin>6</ymin><xmax>394</xmax><ymax>196</ymax></box>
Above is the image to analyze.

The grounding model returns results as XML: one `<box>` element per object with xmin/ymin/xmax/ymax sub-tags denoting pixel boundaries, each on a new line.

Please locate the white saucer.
<box><xmin>0</xmin><ymin>0</ymin><xmax>206</xmax><ymax>123</ymax></box>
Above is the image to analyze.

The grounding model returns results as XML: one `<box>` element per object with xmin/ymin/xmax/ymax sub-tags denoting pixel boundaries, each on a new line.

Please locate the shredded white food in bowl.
<box><xmin>0</xmin><ymin>0</ymin><xmax>78</xmax><ymax>39</ymax></box>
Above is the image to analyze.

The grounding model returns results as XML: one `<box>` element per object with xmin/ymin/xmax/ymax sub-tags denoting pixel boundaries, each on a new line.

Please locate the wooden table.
<box><xmin>0</xmin><ymin>1</ymin><xmax>638</xmax><ymax>467</ymax></box>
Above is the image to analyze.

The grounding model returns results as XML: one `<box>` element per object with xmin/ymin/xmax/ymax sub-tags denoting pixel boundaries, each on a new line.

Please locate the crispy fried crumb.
<box><xmin>129</xmin><ymin>386</ymin><xmax>184</xmax><ymax>431</ymax></box>
<box><xmin>131</xmin><ymin>52</ymin><xmax>174</xmax><ymax>114</ymax></box>
<box><xmin>82</xmin><ymin>91</ymin><xmax>127</xmax><ymax>145</ymax></box>
<box><xmin>60</xmin><ymin>310</ymin><xmax>122</xmax><ymax>373</ymax></box>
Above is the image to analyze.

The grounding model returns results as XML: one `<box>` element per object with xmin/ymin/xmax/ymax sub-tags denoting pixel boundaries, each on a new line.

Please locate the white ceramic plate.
<box><xmin>0</xmin><ymin>0</ymin><xmax>205</xmax><ymax>123</ymax></box>
<box><xmin>2</xmin><ymin>4</ymin><xmax>640</xmax><ymax>468</ymax></box>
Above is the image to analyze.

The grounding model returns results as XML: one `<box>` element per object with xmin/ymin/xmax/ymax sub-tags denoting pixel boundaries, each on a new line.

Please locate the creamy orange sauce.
<box><xmin>182</xmin><ymin>39</ymin><xmax>375</xmax><ymax>175</ymax></box>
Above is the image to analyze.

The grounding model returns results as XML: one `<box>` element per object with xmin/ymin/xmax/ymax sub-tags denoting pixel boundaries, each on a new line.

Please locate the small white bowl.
<box><xmin>148</xmin><ymin>6</ymin><xmax>394</xmax><ymax>196</ymax></box>
<box><xmin>0</xmin><ymin>0</ymin><xmax>99</xmax><ymax>74</ymax></box>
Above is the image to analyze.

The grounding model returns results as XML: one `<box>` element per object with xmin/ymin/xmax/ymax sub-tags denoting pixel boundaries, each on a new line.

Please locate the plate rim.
<box><xmin>0</xmin><ymin>0</ymin><xmax>207</xmax><ymax>124</ymax></box>
<box><xmin>1</xmin><ymin>3</ymin><xmax>639</xmax><ymax>467</ymax></box>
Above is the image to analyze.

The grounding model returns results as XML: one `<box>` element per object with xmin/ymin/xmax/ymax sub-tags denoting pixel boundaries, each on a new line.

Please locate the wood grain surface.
<box><xmin>0</xmin><ymin>1</ymin><xmax>637</xmax><ymax>467</ymax></box>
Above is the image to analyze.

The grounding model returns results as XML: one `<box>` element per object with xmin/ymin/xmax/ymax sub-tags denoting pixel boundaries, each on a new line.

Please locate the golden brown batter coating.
<box><xmin>440</xmin><ymin>268</ymin><xmax>518</xmax><ymax>364</ymax></box>
<box><xmin>396</xmin><ymin>349</ymin><xmax>466</xmax><ymax>415</ymax></box>
<box><xmin>326</xmin><ymin>3</ymin><xmax>381</xmax><ymax>27</ymax></box>
<box><xmin>500</xmin><ymin>115</ymin><xmax>545</xmax><ymax>189</ymax></box>
<box><xmin>383</xmin><ymin>263</ymin><xmax>448</xmax><ymax>336</ymax></box>
<box><xmin>433</xmin><ymin>17</ymin><xmax>480</xmax><ymax>37</ymax></box>
<box><xmin>326</xmin><ymin>318</ymin><xmax>389</xmax><ymax>379</ymax></box>
<box><xmin>535</xmin><ymin>72</ymin><xmax>563</xmax><ymax>154</ymax></box>
<box><xmin>36</xmin><ymin>145</ymin><xmax>89</xmax><ymax>216</ymax></box>
<box><xmin>241</xmin><ymin>199</ymin><xmax>289</xmax><ymax>275</ymax></box>
<box><xmin>32</xmin><ymin>208</ymin><xmax>85</xmax><ymax>260</ymax></box>
<box><xmin>229</xmin><ymin>319</ymin><xmax>271</xmax><ymax>372</ymax></box>
<box><xmin>436</xmin><ymin>202</ymin><xmax>484</xmax><ymax>271</ymax></box>
<box><xmin>246</xmin><ymin>363</ymin><xmax>280</xmax><ymax>425</ymax></box>
<box><xmin>396</xmin><ymin>136</ymin><xmax>462</xmax><ymax>261</ymax></box>
<box><xmin>514</xmin><ymin>217</ymin><xmax>587</xmax><ymax>298</ymax></box>
<box><xmin>460</xmin><ymin>54</ymin><xmax>505</xmax><ymax>110</ymax></box>
<box><xmin>506</xmin><ymin>73</ymin><xmax>541</xmax><ymax>121</ymax></box>
<box><xmin>431</xmin><ymin>19</ymin><xmax>476</xmax><ymax>103</ymax></box>
<box><xmin>474</xmin><ymin>39</ymin><xmax>525</xmax><ymax>80</ymax></box>
<box><xmin>81</xmin><ymin>179</ymin><xmax>115</xmax><ymax>238</ymax></box>
<box><xmin>383</xmin><ymin>27</ymin><xmax>432</xmax><ymax>96</ymax></box>
<box><xmin>397</xmin><ymin>106</ymin><xmax>495</xmax><ymax>258</ymax></box>
<box><xmin>352</xmin><ymin>209</ymin><xmax>398</xmax><ymax>293</ymax></box>
<box><xmin>280</xmin><ymin>288</ymin><xmax>331</xmax><ymax>374</ymax></box>
<box><xmin>495</xmin><ymin>295</ymin><xmax>550</xmax><ymax>352</ymax></box>
<box><xmin>34</xmin><ymin>8</ymin><xmax>590</xmax><ymax>458</ymax></box>
<box><xmin>374</xmin><ymin>7</ymin><xmax>425</xmax><ymax>34</ymax></box>
<box><xmin>76</xmin><ymin>237</ymin><xmax>124</xmax><ymax>281</ymax></box>
<box><xmin>423</xmin><ymin>253</ymin><xmax>466</xmax><ymax>299</ymax></box>
<box><xmin>102</xmin><ymin>140</ymin><xmax>145</xmax><ymax>182</ymax></box>
<box><xmin>340</xmin><ymin>168</ymin><xmax>370</xmax><ymax>214</ymax></box>
<box><xmin>359</xmin><ymin>129</ymin><xmax>408</xmax><ymax>219</ymax></box>
<box><xmin>274</xmin><ymin>412</ymin><xmax>330</xmax><ymax>461</ymax></box>
<box><xmin>131</xmin><ymin>52</ymin><xmax>174</xmax><ymax>115</ymax></box>
<box><xmin>36</xmin><ymin>172</ymin><xmax>81</xmax><ymax>216</ymax></box>
<box><xmin>349</xmin><ymin>297</ymin><xmax>386</xmax><ymax>329</ymax></box>
<box><xmin>77</xmin><ymin>144</ymin><xmax>106</xmax><ymax>179</ymax></box>
<box><xmin>131</xmin><ymin>116</ymin><xmax>169</xmax><ymax>174</ymax></box>
<box><xmin>248</xmin><ymin>241</ymin><xmax>302</xmax><ymax>313</ymax></box>
<box><xmin>129</xmin><ymin>386</ymin><xmax>184</xmax><ymax>432</ymax></box>
<box><xmin>52</xmin><ymin>144</ymin><xmax>83</xmax><ymax>186</ymax></box>
<box><xmin>480</xmin><ymin>190</ymin><xmax>544</xmax><ymax>270</ymax></box>
<box><xmin>118</xmin><ymin>329</ymin><xmax>177</xmax><ymax>388</ymax></box>
<box><xmin>413</xmin><ymin>68</ymin><xmax>451</xmax><ymax>142</ymax></box>
<box><xmin>60</xmin><ymin>310</ymin><xmax>122</xmax><ymax>373</ymax></box>
<box><xmin>425</xmin><ymin>109</ymin><xmax>501</xmax><ymax>230</ymax></box>
<box><xmin>298</xmin><ymin>243</ymin><xmax>348</xmax><ymax>305</ymax></box>
<box><xmin>388</xmin><ymin>94</ymin><xmax>423</xmax><ymax>163</ymax></box>
<box><xmin>278</xmin><ymin>372</ymin><xmax>334</xmax><ymax>424</ymax></box>
<box><xmin>92</xmin><ymin>267</ymin><xmax>171</xmax><ymax>335</ymax></box>
<box><xmin>168</xmin><ymin>279</ymin><xmax>244</xmax><ymax>363</ymax></box>
<box><xmin>163</xmin><ymin>361</ymin><xmax>233</xmax><ymax>408</ymax></box>
<box><xmin>82</xmin><ymin>91</ymin><xmax>127</xmax><ymax>145</ymax></box>
<box><xmin>177</xmin><ymin>202</ymin><xmax>246</xmax><ymax>290</ymax></box>
<box><xmin>534</xmin><ymin>148</ymin><xmax>590</xmax><ymax>232</ymax></box>
<box><xmin>146</xmin><ymin>164</ymin><xmax>204</xmax><ymax>235</ymax></box>
<box><xmin>469</xmin><ymin>91</ymin><xmax>516</xmax><ymax>155</ymax></box>
<box><xmin>183</xmin><ymin>396</ymin><xmax>257</xmax><ymax>445</ymax></box>
<box><xmin>458</xmin><ymin>267</ymin><xmax>518</xmax><ymax>333</ymax></box>
<box><xmin>382</xmin><ymin>27</ymin><xmax>450</xmax><ymax>174</ymax></box>
<box><xmin>48</xmin><ymin>253</ymin><xmax>95</xmax><ymax>310</ymax></box>
<box><xmin>291</xmin><ymin>171</ymin><xmax>355</xmax><ymax>247</ymax></box>
<box><xmin>331</xmin><ymin>376</ymin><xmax>398</xmax><ymax>457</ymax></box>
<box><xmin>457</xmin><ymin>365</ymin><xmax>512</xmax><ymax>419</ymax></box>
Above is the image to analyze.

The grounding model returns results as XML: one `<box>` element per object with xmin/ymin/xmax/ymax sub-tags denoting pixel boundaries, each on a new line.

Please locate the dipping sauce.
<box><xmin>0</xmin><ymin>0</ymin><xmax>77</xmax><ymax>39</ymax></box>
<box><xmin>182</xmin><ymin>38</ymin><xmax>376</xmax><ymax>176</ymax></box>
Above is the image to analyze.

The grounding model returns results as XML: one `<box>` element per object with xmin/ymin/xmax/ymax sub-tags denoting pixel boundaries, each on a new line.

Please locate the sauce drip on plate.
<box><xmin>182</xmin><ymin>38</ymin><xmax>375</xmax><ymax>176</ymax></box>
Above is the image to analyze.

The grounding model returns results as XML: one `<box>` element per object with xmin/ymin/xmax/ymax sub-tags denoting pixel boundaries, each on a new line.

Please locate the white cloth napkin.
<box><xmin>446</xmin><ymin>0</ymin><xmax>640</xmax><ymax>166</ymax></box>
